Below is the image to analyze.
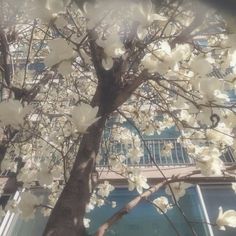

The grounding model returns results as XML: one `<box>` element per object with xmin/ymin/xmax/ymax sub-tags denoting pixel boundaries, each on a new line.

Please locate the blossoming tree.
<box><xmin>1</xmin><ymin>0</ymin><xmax>236</xmax><ymax>235</ymax></box>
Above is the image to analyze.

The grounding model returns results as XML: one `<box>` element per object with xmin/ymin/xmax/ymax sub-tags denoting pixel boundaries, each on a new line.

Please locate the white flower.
<box><xmin>57</xmin><ymin>61</ymin><xmax>73</xmax><ymax>76</ymax></box>
<box><xmin>232</xmin><ymin>183</ymin><xmax>236</xmax><ymax>193</ymax></box>
<box><xmin>190</xmin><ymin>56</ymin><xmax>213</xmax><ymax>75</ymax></box>
<box><xmin>44</xmin><ymin>39</ymin><xmax>75</xmax><ymax>67</ymax></box>
<box><xmin>195</xmin><ymin>147</ymin><xmax>223</xmax><ymax>176</ymax></box>
<box><xmin>0</xmin><ymin>100</ymin><xmax>32</xmax><ymax>129</ymax></box>
<box><xmin>37</xmin><ymin>163</ymin><xmax>53</xmax><ymax>187</ymax></box>
<box><xmin>196</xmin><ymin>156</ymin><xmax>223</xmax><ymax>177</ymax></box>
<box><xmin>54</xmin><ymin>16</ymin><xmax>67</xmax><ymax>28</ymax></box>
<box><xmin>135</xmin><ymin>0</ymin><xmax>167</xmax><ymax>39</ymax></box>
<box><xmin>96</xmin><ymin>33</ymin><xmax>125</xmax><ymax>59</ymax></box>
<box><xmin>171</xmin><ymin>44</ymin><xmax>191</xmax><ymax>62</ymax></box>
<box><xmin>165</xmin><ymin>182</ymin><xmax>192</xmax><ymax>202</ymax></box>
<box><xmin>111</xmin><ymin>201</ymin><xmax>117</xmax><ymax>208</ymax></box>
<box><xmin>86</xmin><ymin>203</ymin><xmax>95</xmax><ymax>213</ymax></box>
<box><xmin>194</xmin><ymin>76</ymin><xmax>229</xmax><ymax>103</ymax></box>
<box><xmin>86</xmin><ymin>193</ymin><xmax>97</xmax><ymax>213</ymax></box>
<box><xmin>28</xmin><ymin>0</ymin><xmax>65</xmax><ymax>22</ymax></box>
<box><xmin>127</xmin><ymin>146</ymin><xmax>143</xmax><ymax>164</ymax></box>
<box><xmin>141</xmin><ymin>53</ymin><xmax>159</xmax><ymax>73</ymax></box>
<box><xmin>109</xmin><ymin>154</ymin><xmax>126</xmax><ymax>171</ymax></box>
<box><xmin>18</xmin><ymin>192</ymin><xmax>42</xmax><ymax>220</ymax></box>
<box><xmin>141</xmin><ymin>43</ymin><xmax>172</xmax><ymax>75</ymax></box>
<box><xmin>216</xmin><ymin>207</ymin><xmax>236</xmax><ymax>230</ymax></box>
<box><xmin>161</xmin><ymin>143</ymin><xmax>173</xmax><ymax>157</ymax></box>
<box><xmin>128</xmin><ymin>169</ymin><xmax>149</xmax><ymax>194</ymax></box>
<box><xmin>206</xmin><ymin>123</ymin><xmax>233</xmax><ymax>146</ymax></box>
<box><xmin>70</xmin><ymin>103</ymin><xmax>100</xmax><ymax>133</ymax></box>
<box><xmin>45</xmin><ymin>0</ymin><xmax>65</xmax><ymax>14</ymax></box>
<box><xmin>153</xmin><ymin>196</ymin><xmax>172</xmax><ymax>214</ymax></box>
<box><xmin>102</xmin><ymin>57</ymin><xmax>114</xmax><ymax>70</ymax></box>
<box><xmin>83</xmin><ymin>218</ymin><xmax>91</xmax><ymax>228</ymax></box>
<box><xmin>97</xmin><ymin>181</ymin><xmax>114</xmax><ymax>198</ymax></box>
<box><xmin>137</xmin><ymin>25</ymin><xmax>148</xmax><ymax>40</ymax></box>
<box><xmin>97</xmin><ymin>198</ymin><xmax>105</xmax><ymax>207</ymax></box>
<box><xmin>1</xmin><ymin>159</ymin><xmax>17</xmax><ymax>172</ymax></box>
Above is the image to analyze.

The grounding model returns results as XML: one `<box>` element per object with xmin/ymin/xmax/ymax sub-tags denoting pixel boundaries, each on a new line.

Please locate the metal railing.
<box><xmin>220</xmin><ymin>147</ymin><xmax>235</xmax><ymax>164</ymax></box>
<box><xmin>98</xmin><ymin>138</ymin><xmax>236</xmax><ymax>167</ymax></box>
<box><xmin>141</xmin><ymin>139</ymin><xmax>191</xmax><ymax>166</ymax></box>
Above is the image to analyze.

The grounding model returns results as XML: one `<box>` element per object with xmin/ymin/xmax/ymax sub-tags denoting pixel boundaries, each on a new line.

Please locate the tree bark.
<box><xmin>0</xmin><ymin>144</ymin><xmax>7</xmax><ymax>167</ymax></box>
<box><xmin>43</xmin><ymin>116</ymin><xmax>106</xmax><ymax>236</ymax></box>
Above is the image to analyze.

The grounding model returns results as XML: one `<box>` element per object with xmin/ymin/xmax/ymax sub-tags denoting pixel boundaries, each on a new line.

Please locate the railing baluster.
<box><xmin>158</xmin><ymin>140</ymin><xmax>162</xmax><ymax>166</ymax></box>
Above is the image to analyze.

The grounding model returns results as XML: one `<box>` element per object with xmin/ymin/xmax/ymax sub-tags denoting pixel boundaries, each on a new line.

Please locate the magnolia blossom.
<box><xmin>141</xmin><ymin>42</ymin><xmax>189</xmax><ymax>75</ymax></box>
<box><xmin>171</xmin><ymin>44</ymin><xmax>191</xmax><ymax>62</ymax></box>
<box><xmin>17</xmin><ymin>168</ymin><xmax>37</xmax><ymax>188</ymax></box>
<box><xmin>190</xmin><ymin>56</ymin><xmax>213</xmax><ymax>76</ymax></box>
<box><xmin>97</xmin><ymin>181</ymin><xmax>114</xmax><ymax>198</ymax></box>
<box><xmin>84</xmin><ymin>0</ymin><xmax>166</xmax><ymax>34</ymax></box>
<box><xmin>97</xmin><ymin>199</ymin><xmax>105</xmax><ymax>207</ymax></box>
<box><xmin>86</xmin><ymin>193</ymin><xmax>99</xmax><ymax>213</ymax></box>
<box><xmin>70</xmin><ymin>103</ymin><xmax>99</xmax><ymax>133</ymax></box>
<box><xmin>0</xmin><ymin>100</ymin><xmax>32</xmax><ymax>129</ymax></box>
<box><xmin>128</xmin><ymin>169</ymin><xmax>149</xmax><ymax>194</ymax></box>
<box><xmin>141</xmin><ymin>42</ymin><xmax>171</xmax><ymax>74</ymax></box>
<box><xmin>109</xmin><ymin>154</ymin><xmax>126</xmax><ymax>171</ymax></box>
<box><xmin>191</xmin><ymin>75</ymin><xmax>228</xmax><ymax>104</ymax></box>
<box><xmin>102</xmin><ymin>57</ymin><xmax>114</xmax><ymax>71</ymax></box>
<box><xmin>18</xmin><ymin>192</ymin><xmax>42</xmax><ymax>220</ymax></box>
<box><xmin>57</xmin><ymin>61</ymin><xmax>73</xmax><ymax>76</ymax></box>
<box><xmin>135</xmin><ymin>1</ymin><xmax>167</xmax><ymax>39</ymax></box>
<box><xmin>37</xmin><ymin>163</ymin><xmax>53</xmax><ymax>187</ymax></box>
<box><xmin>44</xmin><ymin>39</ymin><xmax>75</xmax><ymax>68</ymax></box>
<box><xmin>118</xmin><ymin>129</ymin><xmax>141</xmax><ymax>149</ymax></box>
<box><xmin>196</xmin><ymin>156</ymin><xmax>223</xmax><ymax>177</ymax></box>
<box><xmin>111</xmin><ymin>201</ymin><xmax>117</xmax><ymax>208</ymax></box>
<box><xmin>206</xmin><ymin>123</ymin><xmax>233</xmax><ymax>146</ymax></box>
<box><xmin>96</xmin><ymin>32</ymin><xmax>125</xmax><ymax>70</ymax></box>
<box><xmin>96</xmin><ymin>33</ymin><xmax>125</xmax><ymax>59</ymax></box>
<box><xmin>45</xmin><ymin>0</ymin><xmax>65</xmax><ymax>14</ymax></box>
<box><xmin>1</xmin><ymin>159</ymin><xmax>17</xmax><ymax>172</ymax></box>
<box><xmin>86</xmin><ymin>191</ymin><xmax>108</xmax><ymax>212</ymax></box>
<box><xmin>161</xmin><ymin>143</ymin><xmax>173</xmax><ymax>157</ymax></box>
<box><xmin>135</xmin><ymin>0</ymin><xmax>167</xmax><ymax>26</ymax></box>
<box><xmin>153</xmin><ymin>196</ymin><xmax>172</xmax><ymax>214</ymax></box>
<box><xmin>232</xmin><ymin>183</ymin><xmax>236</xmax><ymax>193</ymax></box>
<box><xmin>165</xmin><ymin>182</ymin><xmax>192</xmax><ymax>202</ymax></box>
<box><xmin>141</xmin><ymin>53</ymin><xmax>160</xmax><ymax>74</ymax></box>
<box><xmin>83</xmin><ymin>218</ymin><xmax>91</xmax><ymax>228</ymax></box>
<box><xmin>127</xmin><ymin>146</ymin><xmax>143</xmax><ymax>164</ymax></box>
<box><xmin>28</xmin><ymin>0</ymin><xmax>65</xmax><ymax>22</ymax></box>
<box><xmin>216</xmin><ymin>207</ymin><xmax>236</xmax><ymax>230</ymax></box>
<box><xmin>195</xmin><ymin>147</ymin><xmax>223</xmax><ymax>176</ymax></box>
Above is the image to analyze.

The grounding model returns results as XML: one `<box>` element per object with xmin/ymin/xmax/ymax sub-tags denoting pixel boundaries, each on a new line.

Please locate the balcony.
<box><xmin>98</xmin><ymin>138</ymin><xmax>236</xmax><ymax>167</ymax></box>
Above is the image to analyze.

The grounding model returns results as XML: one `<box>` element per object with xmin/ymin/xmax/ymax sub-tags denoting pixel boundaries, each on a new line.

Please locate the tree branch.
<box><xmin>94</xmin><ymin>182</ymin><xmax>165</xmax><ymax>236</ymax></box>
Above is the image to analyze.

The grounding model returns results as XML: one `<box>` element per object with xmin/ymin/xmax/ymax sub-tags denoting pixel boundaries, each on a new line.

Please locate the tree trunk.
<box><xmin>43</xmin><ymin>116</ymin><xmax>106</xmax><ymax>236</ymax></box>
<box><xmin>43</xmin><ymin>35</ymin><xmax>138</xmax><ymax>236</ymax></box>
<box><xmin>0</xmin><ymin>144</ymin><xmax>7</xmax><ymax>168</ymax></box>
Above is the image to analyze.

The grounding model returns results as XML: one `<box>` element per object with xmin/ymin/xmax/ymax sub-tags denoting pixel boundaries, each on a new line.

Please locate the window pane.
<box><xmin>5</xmin><ymin>190</ymin><xmax>48</xmax><ymax>236</ymax></box>
<box><xmin>200</xmin><ymin>184</ymin><xmax>236</xmax><ymax>236</ymax></box>
<box><xmin>87</xmin><ymin>187</ymin><xmax>209</xmax><ymax>236</ymax></box>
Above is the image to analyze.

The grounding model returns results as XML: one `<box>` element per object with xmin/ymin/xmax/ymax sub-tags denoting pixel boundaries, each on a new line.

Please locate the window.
<box><xmin>1</xmin><ymin>190</ymin><xmax>48</xmax><ymax>236</ymax></box>
<box><xmin>87</xmin><ymin>187</ymin><xmax>209</xmax><ymax>236</ymax></box>
<box><xmin>200</xmin><ymin>184</ymin><xmax>236</xmax><ymax>236</ymax></box>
